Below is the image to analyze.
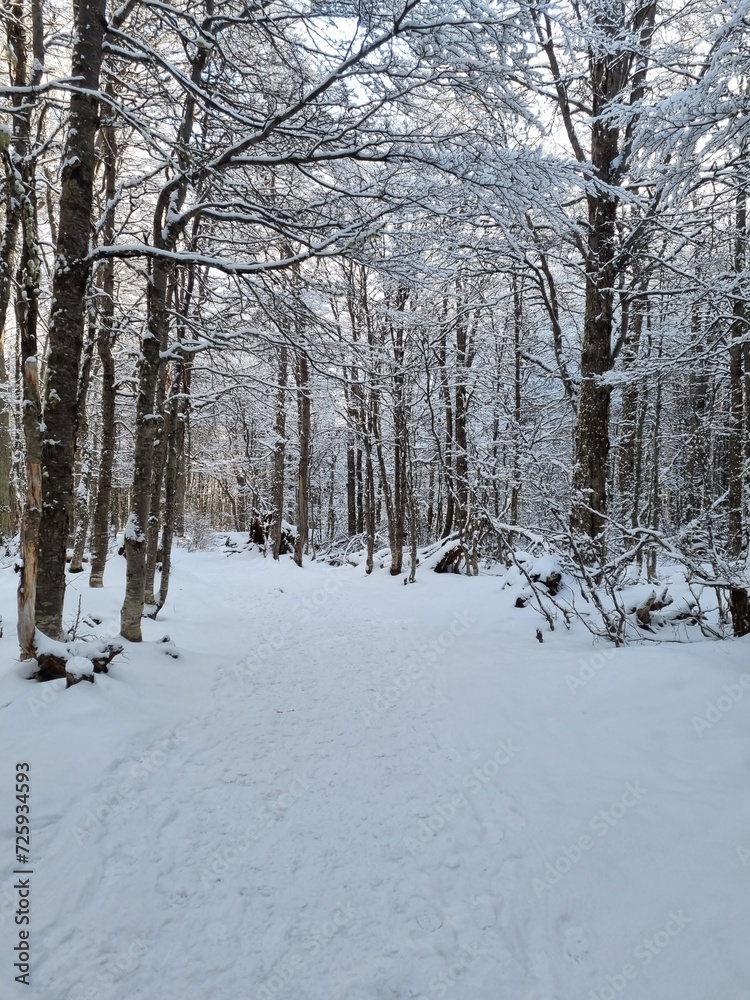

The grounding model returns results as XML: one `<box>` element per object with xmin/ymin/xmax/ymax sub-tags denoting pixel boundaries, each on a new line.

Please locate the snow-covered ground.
<box><xmin>1</xmin><ymin>544</ymin><xmax>749</xmax><ymax>1000</ymax></box>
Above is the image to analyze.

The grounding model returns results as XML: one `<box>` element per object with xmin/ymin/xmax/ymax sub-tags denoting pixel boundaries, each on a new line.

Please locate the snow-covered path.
<box><xmin>1</xmin><ymin>549</ymin><xmax>749</xmax><ymax>1000</ymax></box>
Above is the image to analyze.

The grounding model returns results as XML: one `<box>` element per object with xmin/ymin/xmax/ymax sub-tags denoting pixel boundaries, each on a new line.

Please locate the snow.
<box><xmin>1</xmin><ymin>548</ymin><xmax>749</xmax><ymax>999</ymax></box>
<box><xmin>123</xmin><ymin>512</ymin><xmax>145</xmax><ymax>543</ymax></box>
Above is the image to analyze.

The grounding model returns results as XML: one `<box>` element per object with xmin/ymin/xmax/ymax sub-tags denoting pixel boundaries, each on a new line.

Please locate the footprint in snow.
<box><xmin>563</xmin><ymin>926</ymin><xmax>590</xmax><ymax>963</ymax></box>
<box><xmin>413</xmin><ymin>901</ymin><xmax>444</xmax><ymax>932</ymax></box>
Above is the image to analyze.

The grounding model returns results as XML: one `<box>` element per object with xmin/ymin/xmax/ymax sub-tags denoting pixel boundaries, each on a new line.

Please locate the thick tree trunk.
<box><xmin>571</xmin><ymin>64</ymin><xmax>620</xmax><ymax>553</ymax></box>
<box><xmin>533</xmin><ymin>0</ymin><xmax>656</xmax><ymax>557</ymax></box>
<box><xmin>36</xmin><ymin>0</ymin><xmax>107</xmax><ymax>638</ymax></box>
<box><xmin>572</xmin><ymin>197</ymin><xmax>616</xmax><ymax>549</ymax></box>
<box><xmin>729</xmin><ymin>587</ymin><xmax>750</xmax><ymax>637</ymax></box>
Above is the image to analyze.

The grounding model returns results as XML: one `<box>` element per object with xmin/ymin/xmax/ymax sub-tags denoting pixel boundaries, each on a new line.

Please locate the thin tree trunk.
<box><xmin>510</xmin><ymin>277</ymin><xmax>523</xmax><ymax>525</ymax></box>
<box><xmin>0</xmin><ymin>162</ymin><xmax>19</xmax><ymax>541</ymax></box>
<box><xmin>364</xmin><ymin>417</ymin><xmax>376</xmax><ymax>575</ymax></box>
<box><xmin>88</xmin><ymin>82</ymin><xmax>119</xmax><ymax>589</ymax></box>
<box><xmin>728</xmin><ymin>187</ymin><xmax>747</xmax><ymax>558</ymax></box>
<box><xmin>454</xmin><ymin>298</ymin><xmax>469</xmax><ymax>535</ymax></box>
<box><xmin>15</xmin><ymin>143</ymin><xmax>42</xmax><ymax>659</ymax></box>
<box><xmin>121</xmin><ymin>253</ymin><xmax>168</xmax><ymax>639</ymax></box>
<box><xmin>121</xmin><ymin>42</ymin><xmax>208</xmax><ymax>640</ymax></box>
<box><xmin>438</xmin><ymin>306</ymin><xmax>455</xmax><ymax>537</ymax></box>
<box><xmin>346</xmin><ymin>437</ymin><xmax>357</xmax><ymax>537</ymax></box>
<box><xmin>0</xmin><ymin>2</ymin><xmax>41</xmax><ymax>543</ymax></box>
<box><xmin>69</xmin><ymin>324</ymin><xmax>97</xmax><ymax>573</ymax></box>
<box><xmin>10</xmin><ymin>0</ymin><xmax>44</xmax><ymax>655</ymax></box>
<box><xmin>153</xmin><ymin>358</ymin><xmax>189</xmax><ymax>615</ymax></box>
<box><xmin>390</xmin><ymin>288</ymin><xmax>408</xmax><ymax>575</ymax></box>
<box><xmin>294</xmin><ymin>350</ymin><xmax>311</xmax><ymax>567</ymax></box>
<box><xmin>356</xmin><ymin>447</ymin><xmax>364</xmax><ymax>534</ymax></box>
<box><xmin>617</xmin><ymin>298</ymin><xmax>646</xmax><ymax>532</ymax></box>
<box><xmin>271</xmin><ymin>344</ymin><xmax>288</xmax><ymax>559</ymax></box>
<box><xmin>327</xmin><ymin>454</ymin><xmax>336</xmax><ymax>540</ymax></box>
<box><xmin>144</xmin><ymin>374</ymin><xmax>171</xmax><ymax>607</ymax></box>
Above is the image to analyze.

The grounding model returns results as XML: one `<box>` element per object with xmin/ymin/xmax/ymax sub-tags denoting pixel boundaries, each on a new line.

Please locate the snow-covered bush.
<box><xmin>181</xmin><ymin>512</ymin><xmax>216</xmax><ymax>552</ymax></box>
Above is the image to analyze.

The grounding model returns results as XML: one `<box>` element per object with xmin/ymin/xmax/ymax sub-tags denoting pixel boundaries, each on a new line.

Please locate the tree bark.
<box><xmin>271</xmin><ymin>344</ymin><xmax>288</xmax><ymax>559</ymax></box>
<box><xmin>120</xmin><ymin>41</ymin><xmax>208</xmax><ymax>640</ymax></box>
<box><xmin>454</xmin><ymin>295</ymin><xmax>470</xmax><ymax>534</ymax></box>
<box><xmin>89</xmin><ymin>108</ymin><xmax>119</xmax><ymax>588</ymax></box>
<box><xmin>144</xmin><ymin>365</ymin><xmax>171</xmax><ymax>606</ymax></box>
<box><xmin>9</xmin><ymin>0</ymin><xmax>44</xmax><ymax>655</ymax></box>
<box><xmin>69</xmin><ymin>324</ymin><xmax>97</xmax><ymax>573</ymax></box>
<box><xmin>153</xmin><ymin>358</ymin><xmax>189</xmax><ymax>616</ymax></box>
<box><xmin>728</xmin><ymin>187</ymin><xmax>747</xmax><ymax>558</ymax></box>
<box><xmin>36</xmin><ymin>0</ymin><xmax>107</xmax><ymax>638</ymax></box>
<box><xmin>346</xmin><ymin>437</ymin><xmax>357</xmax><ymax>537</ymax></box>
<box><xmin>293</xmin><ymin>350</ymin><xmax>311</xmax><ymax>567</ymax></box>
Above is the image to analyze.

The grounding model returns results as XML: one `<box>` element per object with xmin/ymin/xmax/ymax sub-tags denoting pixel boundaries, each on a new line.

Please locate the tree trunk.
<box><xmin>36</xmin><ymin>0</ymin><xmax>107</xmax><ymax>638</ymax></box>
<box><xmin>15</xmin><ymin>141</ymin><xmax>42</xmax><ymax>659</ymax></box>
<box><xmin>364</xmin><ymin>423</ymin><xmax>376</xmax><ymax>575</ymax></box>
<box><xmin>294</xmin><ymin>350</ymin><xmax>311</xmax><ymax>567</ymax></box>
<box><xmin>10</xmin><ymin>0</ymin><xmax>44</xmax><ymax>655</ymax></box>
<box><xmin>438</xmin><ymin>308</ymin><xmax>455</xmax><ymax>537</ymax></box>
<box><xmin>0</xmin><ymin>2</ymin><xmax>42</xmax><ymax>544</ymax></box>
<box><xmin>510</xmin><ymin>276</ymin><xmax>523</xmax><ymax>525</ymax></box>
<box><xmin>346</xmin><ymin>437</ymin><xmax>357</xmax><ymax>537</ymax></box>
<box><xmin>617</xmin><ymin>294</ymin><xmax>646</xmax><ymax>532</ymax></box>
<box><xmin>728</xmin><ymin>187</ymin><xmax>747</xmax><ymax>558</ymax></box>
<box><xmin>356</xmin><ymin>447</ymin><xmax>364</xmax><ymax>534</ymax></box>
<box><xmin>271</xmin><ymin>344</ymin><xmax>288</xmax><ymax>560</ymax></box>
<box><xmin>390</xmin><ymin>287</ymin><xmax>408</xmax><ymax>575</ymax></box>
<box><xmin>454</xmin><ymin>300</ymin><xmax>469</xmax><ymax>534</ymax></box>
<box><xmin>144</xmin><ymin>370</ymin><xmax>171</xmax><ymax>607</ymax></box>
<box><xmin>69</xmin><ymin>324</ymin><xmax>97</xmax><ymax>573</ymax></box>
<box><xmin>88</xmin><ymin>84</ymin><xmax>119</xmax><ymax>589</ymax></box>
<box><xmin>121</xmin><ymin>41</ymin><xmax>208</xmax><ymax>640</ymax></box>
<box><xmin>121</xmin><ymin>254</ymin><xmax>168</xmax><ymax>639</ymax></box>
<box><xmin>153</xmin><ymin>360</ymin><xmax>189</xmax><ymax>616</ymax></box>
<box><xmin>571</xmin><ymin>177</ymin><xmax>616</xmax><ymax>550</ymax></box>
